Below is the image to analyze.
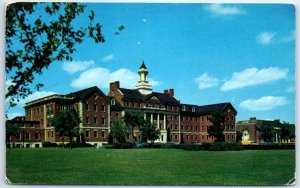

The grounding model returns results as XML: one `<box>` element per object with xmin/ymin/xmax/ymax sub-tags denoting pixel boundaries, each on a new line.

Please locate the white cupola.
<box><xmin>135</xmin><ymin>61</ymin><xmax>152</xmax><ymax>95</ymax></box>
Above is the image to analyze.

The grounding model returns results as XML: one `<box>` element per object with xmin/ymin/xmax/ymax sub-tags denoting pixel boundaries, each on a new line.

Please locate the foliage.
<box><xmin>42</xmin><ymin>142</ymin><xmax>59</xmax><ymax>147</ymax></box>
<box><xmin>278</xmin><ymin>121</ymin><xmax>295</xmax><ymax>141</ymax></box>
<box><xmin>6</xmin><ymin>121</ymin><xmax>19</xmax><ymax>144</ymax></box>
<box><xmin>6</xmin><ymin>2</ymin><xmax>124</xmax><ymax>107</ymax></box>
<box><xmin>140</xmin><ymin>120</ymin><xmax>160</xmax><ymax>143</ymax></box>
<box><xmin>236</xmin><ymin>131</ymin><xmax>242</xmax><ymax>143</ymax></box>
<box><xmin>51</xmin><ymin>109</ymin><xmax>81</xmax><ymax>149</ymax></box>
<box><xmin>209</xmin><ymin>142</ymin><xmax>244</xmax><ymax>151</ymax></box>
<box><xmin>207</xmin><ymin>112</ymin><xmax>225</xmax><ymax>142</ymax></box>
<box><xmin>110</xmin><ymin>119</ymin><xmax>130</xmax><ymax>144</ymax></box>
<box><xmin>123</xmin><ymin>111</ymin><xmax>145</xmax><ymax>142</ymax></box>
<box><xmin>258</xmin><ymin>124</ymin><xmax>274</xmax><ymax>142</ymax></box>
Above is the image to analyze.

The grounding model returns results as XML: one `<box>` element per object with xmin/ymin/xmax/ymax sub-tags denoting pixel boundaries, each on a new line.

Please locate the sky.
<box><xmin>5</xmin><ymin>3</ymin><xmax>296</xmax><ymax>123</ymax></box>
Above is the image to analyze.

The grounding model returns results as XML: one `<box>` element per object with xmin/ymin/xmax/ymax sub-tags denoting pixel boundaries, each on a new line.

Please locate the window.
<box><xmin>195</xmin><ymin>126</ymin><xmax>198</xmax><ymax>131</ymax></box>
<box><xmin>30</xmin><ymin>123</ymin><xmax>34</xmax><ymax>128</ymax></box>
<box><xmin>186</xmin><ymin>125</ymin><xmax>188</xmax><ymax>131</ymax></box>
<box><xmin>170</xmin><ymin>115</ymin><xmax>173</xmax><ymax>120</ymax></box>
<box><xmin>86</xmin><ymin>116</ymin><xmax>90</xmax><ymax>124</ymax></box>
<box><xmin>47</xmin><ymin>131</ymin><xmax>50</xmax><ymax>138</ymax></box>
<box><xmin>85</xmin><ymin>103</ymin><xmax>89</xmax><ymax>111</ymax></box>
<box><xmin>94</xmin><ymin>104</ymin><xmax>97</xmax><ymax>111</ymax></box>
<box><xmin>196</xmin><ymin>117</ymin><xmax>199</xmax><ymax>122</ymax></box>
<box><xmin>191</xmin><ymin>126</ymin><xmax>193</xmax><ymax>131</ymax></box>
<box><xmin>231</xmin><ymin>116</ymin><xmax>234</xmax><ymax>121</ymax></box>
<box><xmin>116</xmin><ymin>112</ymin><xmax>119</xmax><ymax>117</ymax></box>
<box><xmin>227</xmin><ymin>135</ymin><xmax>230</xmax><ymax>140</ymax></box>
<box><xmin>181</xmin><ymin>125</ymin><xmax>183</xmax><ymax>130</ymax></box>
<box><xmin>102</xmin><ymin>105</ymin><xmax>105</xmax><ymax>112</ymax></box>
<box><xmin>206</xmin><ymin>116</ymin><xmax>209</xmax><ymax>121</ymax></box>
<box><xmin>186</xmin><ymin>135</ymin><xmax>189</xmax><ymax>140</ymax></box>
<box><xmin>25</xmin><ymin>132</ymin><xmax>30</xmax><ymax>140</ymax></box>
<box><xmin>202</xmin><ymin>135</ymin><xmax>204</xmax><ymax>140</ymax></box>
<box><xmin>16</xmin><ymin>132</ymin><xmax>20</xmax><ymax>140</ymax></box>
<box><xmin>232</xmin><ymin>135</ymin><xmax>234</xmax><ymax>140</ymax></box>
<box><xmin>51</xmin><ymin>131</ymin><xmax>54</xmax><ymax>137</ymax></box>
<box><xmin>111</xmin><ymin>99</ymin><xmax>115</xmax><ymax>105</ymax></box>
<box><xmin>201</xmin><ymin>117</ymin><xmax>204</xmax><ymax>121</ymax></box>
<box><xmin>175</xmin><ymin>125</ymin><xmax>178</xmax><ymax>130</ymax></box>
<box><xmin>35</xmin><ymin>133</ymin><xmax>39</xmax><ymax>140</ymax></box>
<box><xmin>206</xmin><ymin>135</ymin><xmax>209</xmax><ymax>140</ymax></box>
<box><xmin>94</xmin><ymin>117</ymin><xmax>97</xmax><ymax>124</ymax></box>
<box><xmin>201</xmin><ymin>126</ymin><xmax>204</xmax><ymax>131</ymax></box>
<box><xmin>192</xmin><ymin>106</ymin><xmax>195</xmax><ymax>112</ymax></box>
<box><xmin>102</xmin><ymin>131</ymin><xmax>105</xmax><ymax>138</ymax></box>
<box><xmin>170</xmin><ymin>135</ymin><xmax>173</xmax><ymax>140</ymax></box>
<box><xmin>86</xmin><ymin>130</ymin><xmax>90</xmax><ymax>138</ymax></box>
<box><xmin>175</xmin><ymin>135</ymin><xmax>178</xmax><ymax>140</ymax></box>
<box><xmin>227</xmin><ymin>116</ymin><xmax>230</xmax><ymax>121</ymax></box>
<box><xmin>102</xmin><ymin>117</ymin><xmax>105</xmax><ymax>125</ymax></box>
<box><xmin>191</xmin><ymin>135</ymin><xmax>194</xmax><ymax>140</ymax></box>
<box><xmin>94</xmin><ymin>131</ymin><xmax>98</xmax><ymax>138</ymax></box>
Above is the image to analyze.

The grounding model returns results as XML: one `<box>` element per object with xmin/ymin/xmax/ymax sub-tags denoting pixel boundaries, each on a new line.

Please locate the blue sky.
<box><xmin>6</xmin><ymin>3</ymin><xmax>295</xmax><ymax>123</ymax></box>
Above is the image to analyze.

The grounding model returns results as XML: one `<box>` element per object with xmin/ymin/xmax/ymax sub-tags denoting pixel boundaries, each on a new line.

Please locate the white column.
<box><xmin>144</xmin><ymin>113</ymin><xmax>146</xmax><ymax>120</ymax></box>
<box><xmin>150</xmin><ymin>113</ymin><xmax>153</xmax><ymax>124</ymax></box>
<box><xmin>164</xmin><ymin>114</ymin><xmax>166</xmax><ymax>130</ymax></box>
<box><xmin>157</xmin><ymin>114</ymin><xmax>160</xmax><ymax>129</ymax></box>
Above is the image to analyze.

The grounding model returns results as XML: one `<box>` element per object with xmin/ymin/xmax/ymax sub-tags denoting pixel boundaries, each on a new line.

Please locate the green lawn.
<box><xmin>6</xmin><ymin>148</ymin><xmax>295</xmax><ymax>185</ymax></box>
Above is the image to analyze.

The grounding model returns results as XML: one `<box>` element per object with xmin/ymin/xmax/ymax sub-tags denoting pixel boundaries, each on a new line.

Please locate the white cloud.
<box><xmin>239</xmin><ymin>96</ymin><xmax>288</xmax><ymax>111</ymax></box>
<box><xmin>6</xmin><ymin>112</ymin><xmax>24</xmax><ymax>120</ymax></box>
<box><xmin>221</xmin><ymin>67</ymin><xmax>288</xmax><ymax>91</ymax></box>
<box><xmin>286</xmin><ymin>86</ymin><xmax>295</xmax><ymax>93</ymax></box>
<box><xmin>194</xmin><ymin>72</ymin><xmax>219</xmax><ymax>89</ymax></box>
<box><xmin>149</xmin><ymin>78</ymin><xmax>161</xmax><ymax>87</ymax></box>
<box><xmin>204</xmin><ymin>4</ymin><xmax>246</xmax><ymax>16</ymax></box>
<box><xmin>281</xmin><ymin>30</ymin><xmax>295</xmax><ymax>43</ymax></box>
<box><xmin>62</xmin><ymin>60</ymin><xmax>95</xmax><ymax>74</ymax></box>
<box><xmin>102</xmin><ymin>54</ymin><xmax>115</xmax><ymax>62</ymax></box>
<box><xmin>257</xmin><ymin>32</ymin><xmax>276</xmax><ymax>45</ymax></box>
<box><xmin>71</xmin><ymin>67</ymin><xmax>160</xmax><ymax>89</ymax></box>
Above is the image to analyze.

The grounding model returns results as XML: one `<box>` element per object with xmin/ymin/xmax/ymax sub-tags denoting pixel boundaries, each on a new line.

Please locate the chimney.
<box><xmin>169</xmin><ymin>89</ymin><xmax>174</xmax><ymax>97</ymax></box>
<box><xmin>110</xmin><ymin>81</ymin><xmax>120</xmax><ymax>92</ymax></box>
<box><xmin>250</xmin><ymin>117</ymin><xmax>256</xmax><ymax>122</ymax></box>
<box><xmin>164</xmin><ymin>89</ymin><xmax>168</xmax><ymax>94</ymax></box>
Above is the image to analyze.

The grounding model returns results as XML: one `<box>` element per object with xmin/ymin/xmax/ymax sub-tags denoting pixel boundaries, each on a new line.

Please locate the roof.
<box><xmin>119</xmin><ymin>88</ymin><xmax>145</xmax><ymax>101</ymax></box>
<box><xmin>120</xmin><ymin>88</ymin><xmax>180</xmax><ymax>105</ymax></box>
<box><xmin>180</xmin><ymin>102</ymin><xmax>237</xmax><ymax>115</ymax></box>
<box><xmin>108</xmin><ymin>96</ymin><xmax>123</xmax><ymax>111</ymax></box>
<box><xmin>66</xmin><ymin>86</ymin><xmax>108</xmax><ymax>101</ymax></box>
<box><xmin>140</xmin><ymin>61</ymin><xmax>147</xmax><ymax>69</ymax></box>
<box><xmin>144</xmin><ymin>92</ymin><xmax>180</xmax><ymax>105</ymax></box>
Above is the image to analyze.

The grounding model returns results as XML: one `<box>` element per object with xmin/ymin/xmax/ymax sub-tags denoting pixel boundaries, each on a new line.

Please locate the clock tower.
<box><xmin>135</xmin><ymin>61</ymin><xmax>152</xmax><ymax>95</ymax></box>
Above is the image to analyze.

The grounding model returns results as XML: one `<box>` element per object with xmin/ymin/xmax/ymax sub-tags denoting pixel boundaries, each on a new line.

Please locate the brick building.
<box><xmin>236</xmin><ymin>117</ymin><xmax>294</xmax><ymax>143</ymax></box>
<box><xmin>7</xmin><ymin>62</ymin><xmax>237</xmax><ymax>147</ymax></box>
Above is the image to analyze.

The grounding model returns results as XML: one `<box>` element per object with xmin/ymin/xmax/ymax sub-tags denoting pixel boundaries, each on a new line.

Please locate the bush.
<box><xmin>104</xmin><ymin>142</ymin><xmax>133</xmax><ymax>149</ymax></box>
<box><xmin>209</xmin><ymin>142</ymin><xmax>244</xmax><ymax>151</ymax></box>
<box><xmin>42</xmin><ymin>142</ymin><xmax>58</xmax><ymax>147</ymax></box>
<box><xmin>65</xmin><ymin>142</ymin><xmax>94</xmax><ymax>148</ymax></box>
<box><xmin>243</xmin><ymin>144</ymin><xmax>295</xmax><ymax>150</ymax></box>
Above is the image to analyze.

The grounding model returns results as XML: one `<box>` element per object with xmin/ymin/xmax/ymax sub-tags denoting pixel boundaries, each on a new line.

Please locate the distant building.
<box><xmin>236</xmin><ymin>117</ymin><xmax>294</xmax><ymax>143</ymax></box>
<box><xmin>6</xmin><ymin>61</ymin><xmax>237</xmax><ymax>147</ymax></box>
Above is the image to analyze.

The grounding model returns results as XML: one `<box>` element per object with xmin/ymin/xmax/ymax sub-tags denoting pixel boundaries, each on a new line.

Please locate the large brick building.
<box><xmin>7</xmin><ymin>62</ymin><xmax>237</xmax><ymax>147</ymax></box>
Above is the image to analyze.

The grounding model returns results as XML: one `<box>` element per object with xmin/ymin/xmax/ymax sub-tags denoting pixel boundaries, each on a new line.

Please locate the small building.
<box><xmin>236</xmin><ymin>117</ymin><xmax>294</xmax><ymax>143</ymax></box>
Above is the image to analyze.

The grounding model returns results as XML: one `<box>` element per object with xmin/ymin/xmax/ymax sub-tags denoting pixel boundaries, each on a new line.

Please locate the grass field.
<box><xmin>6</xmin><ymin>148</ymin><xmax>295</xmax><ymax>185</ymax></box>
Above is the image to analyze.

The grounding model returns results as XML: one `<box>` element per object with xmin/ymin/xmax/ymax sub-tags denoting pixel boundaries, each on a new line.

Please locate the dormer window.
<box><xmin>182</xmin><ymin>106</ymin><xmax>186</xmax><ymax>111</ymax></box>
<box><xmin>192</xmin><ymin>106</ymin><xmax>195</xmax><ymax>112</ymax></box>
<box><xmin>111</xmin><ymin>99</ymin><xmax>115</xmax><ymax>105</ymax></box>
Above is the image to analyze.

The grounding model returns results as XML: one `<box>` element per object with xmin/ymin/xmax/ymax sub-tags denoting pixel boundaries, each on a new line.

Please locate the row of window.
<box><xmin>86</xmin><ymin>103</ymin><xmax>106</xmax><ymax>112</ymax></box>
<box><xmin>16</xmin><ymin>132</ymin><xmax>40</xmax><ymax>140</ymax></box>
<box><xmin>85</xmin><ymin>116</ymin><xmax>105</xmax><ymax>125</ymax></box>
<box><xmin>85</xmin><ymin>130</ymin><xmax>106</xmax><ymax>138</ymax></box>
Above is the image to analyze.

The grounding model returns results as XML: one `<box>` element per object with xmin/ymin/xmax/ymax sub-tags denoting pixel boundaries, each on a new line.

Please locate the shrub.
<box><xmin>209</xmin><ymin>142</ymin><xmax>244</xmax><ymax>151</ymax></box>
<box><xmin>42</xmin><ymin>142</ymin><xmax>58</xmax><ymax>147</ymax></box>
<box><xmin>65</xmin><ymin>142</ymin><xmax>94</xmax><ymax>148</ymax></box>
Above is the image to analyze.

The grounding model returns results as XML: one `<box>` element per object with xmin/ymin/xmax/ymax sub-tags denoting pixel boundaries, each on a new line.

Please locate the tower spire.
<box><xmin>135</xmin><ymin>61</ymin><xmax>152</xmax><ymax>95</ymax></box>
